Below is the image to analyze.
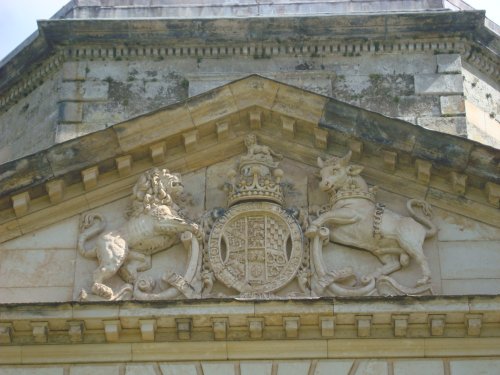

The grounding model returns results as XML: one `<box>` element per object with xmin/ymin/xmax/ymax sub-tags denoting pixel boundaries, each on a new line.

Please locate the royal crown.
<box><xmin>225</xmin><ymin>135</ymin><xmax>285</xmax><ymax>206</ymax></box>
<box><xmin>329</xmin><ymin>186</ymin><xmax>377</xmax><ymax>205</ymax></box>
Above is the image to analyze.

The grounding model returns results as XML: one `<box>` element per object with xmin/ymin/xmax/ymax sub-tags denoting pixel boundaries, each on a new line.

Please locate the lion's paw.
<box><xmin>92</xmin><ymin>283</ymin><xmax>114</xmax><ymax>299</ymax></box>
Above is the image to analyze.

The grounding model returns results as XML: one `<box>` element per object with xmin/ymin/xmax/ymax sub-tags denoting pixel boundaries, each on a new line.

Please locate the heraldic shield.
<box><xmin>206</xmin><ymin>135</ymin><xmax>305</xmax><ymax>295</ymax></box>
<box><xmin>208</xmin><ymin>202</ymin><xmax>303</xmax><ymax>294</ymax></box>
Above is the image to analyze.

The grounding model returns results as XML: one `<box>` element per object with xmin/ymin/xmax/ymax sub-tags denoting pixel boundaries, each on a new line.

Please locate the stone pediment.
<box><xmin>0</xmin><ymin>74</ymin><xmax>499</xmax><ymax>304</ymax></box>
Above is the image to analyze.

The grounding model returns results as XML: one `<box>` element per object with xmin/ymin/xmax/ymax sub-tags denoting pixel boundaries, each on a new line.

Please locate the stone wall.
<box><xmin>463</xmin><ymin>62</ymin><xmax>500</xmax><ymax>148</ymax></box>
<box><xmin>0</xmin><ymin>72</ymin><xmax>61</xmax><ymax>163</ymax></box>
<box><xmin>0</xmin><ymin>51</ymin><xmax>478</xmax><ymax>164</ymax></box>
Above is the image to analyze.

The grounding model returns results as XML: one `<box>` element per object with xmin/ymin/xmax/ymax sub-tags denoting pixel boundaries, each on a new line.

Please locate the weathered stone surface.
<box><xmin>240</xmin><ymin>362</ymin><xmax>272</xmax><ymax>375</ymax></box>
<box><xmin>159</xmin><ymin>363</ymin><xmax>200</xmax><ymax>375</ymax></box>
<box><xmin>355</xmin><ymin>112</ymin><xmax>418</xmax><ymax>152</ymax></box>
<box><xmin>417</xmin><ymin>117</ymin><xmax>467</xmax><ymax>137</ymax></box>
<box><xmin>412</xmin><ymin>130</ymin><xmax>472</xmax><ymax>169</ymax></box>
<box><xmin>0</xmin><ymin>286</ymin><xmax>73</xmax><ymax>303</ymax></box>
<box><xmin>62</xmin><ymin>62</ymin><xmax>87</xmax><ymax>81</ymax></box>
<box><xmin>70</xmin><ymin>365</ymin><xmax>120</xmax><ymax>375</ymax></box>
<box><xmin>435</xmin><ymin>209</ymin><xmax>500</xmax><ymax>241</ymax></box>
<box><xmin>415</xmin><ymin>74</ymin><xmax>463</xmax><ymax>95</ymax></box>
<box><xmin>436</xmin><ymin>54</ymin><xmax>462</xmax><ymax>74</ymax></box>
<box><xmin>314</xmin><ymin>360</ymin><xmax>353</xmax><ymax>375</ymax></box>
<box><xmin>46</xmin><ymin>128</ymin><xmax>122</xmax><ymax>176</ymax></box>
<box><xmin>0</xmin><ymin>368</ymin><xmax>64</xmax><ymax>375</ymax></box>
<box><xmin>394</xmin><ymin>360</ymin><xmax>444</xmax><ymax>375</ymax></box>
<box><xmin>0</xmin><ymin>153</ymin><xmax>53</xmax><ymax>196</ymax></box>
<box><xmin>0</xmin><ymin>249</ymin><xmax>75</xmax><ymax>288</ymax></box>
<box><xmin>465</xmin><ymin>100</ymin><xmax>500</xmax><ymax>150</ymax></box>
<box><xmin>465</xmin><ymin>145</ymin><xmax>500</xmax><ymax>184</ymax></box>
<box><xmin>202</xmin><ymin>362</ymin><xmax>236</xmax><ymax>375</ymax></box>
<box><xmin>0</xmin><ymin>77</ymin><xmax>59</xmax><ymax>164</ymax></box>
<box><xmin>440</xmin><ymin>95</ymin><xmax>465</xmax><ymax>115</ymax></box>
<box><xmin>439</xmin><ymin>241</ymin><xmax>500</xmax><ymax>279</ymax></box>
<box><xmin>449</xmin><ymin>359</ymin><xmax>500</xmax><ymax>375</ymax></box>
<box><xmin>59</xmin><ymin>102</ymin><xmax>83</xmax><ymax>123</ymax></box>
<box><xmin>441</xmin><ymin>279</ymin><xmax>500</xmax><ymax>295</ymax></box>
<box><xmin>125</xmin><ymin>364</ymin><xmax>157</xmax><ymax>375</ymax></box>
<box><xmin>276</xmin><ymin>361</ymin><xmax>311</xmax><ymax>375</ymax></box>
<box><xmin>81</xmin><ymin>81</ymin><xmax>109</xmax><ymax>101</ymax></box>
<box><xmin>355</xmin><ymin>360</ymin><xmax>388</xmax><ymax>375</ymax></box>
<box><xmin>59</xmin><ymin>81</ymin><xmax>79</xmax><ymax>101</ymax></box>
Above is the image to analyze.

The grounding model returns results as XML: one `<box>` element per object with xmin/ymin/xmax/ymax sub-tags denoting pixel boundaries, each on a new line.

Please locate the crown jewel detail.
<box><xmin>225</xmin><ymin>135</ymin><xmax>285</xmax><ymax>206</ymax></box>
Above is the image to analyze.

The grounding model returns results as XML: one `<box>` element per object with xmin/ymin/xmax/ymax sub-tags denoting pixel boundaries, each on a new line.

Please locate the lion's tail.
<box><xmin>77</xmin><ymin>213</ymin><xmax>106</xmax><ymax>258</ymax></box>
<box><xmin>407</xmin><ymin>199</ymin><xmax>437</xmax><ymax>238</ymax></box>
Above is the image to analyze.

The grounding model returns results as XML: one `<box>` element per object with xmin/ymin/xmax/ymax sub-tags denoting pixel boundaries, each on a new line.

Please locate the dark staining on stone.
<box><xmin>295</xmin><ymin>62</ymin><xmax>311</xmax><ymax>71</ymax></box>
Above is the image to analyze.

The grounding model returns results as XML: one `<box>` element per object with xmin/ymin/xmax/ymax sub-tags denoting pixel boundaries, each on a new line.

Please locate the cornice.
<box><xmin>0</xmin><ymin>296</ymin><xmax>499</xmax><ymax>358</ymax></box>
<box><xmin>0</xmin><ymin>10</ymin><xmax>498</xmax><ymax>112</ymax></box>
<box><xmin>0</xmin><ymin>75</ymin><xmax>498</xmax><ymax>244</ymax></box>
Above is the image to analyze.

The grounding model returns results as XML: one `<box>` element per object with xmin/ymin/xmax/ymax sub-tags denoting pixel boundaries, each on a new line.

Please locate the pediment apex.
<box><xmin>0</xmin><ymin>75</ymin><xmax>499</xmax><ymax>229</ymax></box>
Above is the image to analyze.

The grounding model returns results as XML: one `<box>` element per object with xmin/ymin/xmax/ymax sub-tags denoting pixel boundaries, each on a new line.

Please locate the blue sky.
<box><xmin>1</xmin><ymin>0</ymin><xmax>499</xmax><ymax>62</ymax></box>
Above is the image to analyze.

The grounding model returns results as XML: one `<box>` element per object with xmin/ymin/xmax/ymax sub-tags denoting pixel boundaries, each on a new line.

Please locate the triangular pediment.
<box><xmin>0</xmin><ymin>74</ymin><xmax>499</xmax><ymax>332</ymax></box>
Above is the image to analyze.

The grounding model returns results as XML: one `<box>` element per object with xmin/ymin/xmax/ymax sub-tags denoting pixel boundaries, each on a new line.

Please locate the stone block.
<box><xmin>1</xmin><ymin>214</ymin><xmax>78</xmax><ymax>250</ymax></box>
<box><xmin>125</xmin><ymin>364</ymin><xmax>157</xmax><ymax>375</ymax></box>
<box><xmin>314</xmin><ymin>360</ymin><xmax>353</xmax><ymax>375</ymax></box>
<box><xmin>276</xmin><ymin>361</ymin><xmax>311</xmax><ymax>375</ymax></box>
<box><xmin>435</xmin><ymin>210</ymin><xmax>500</xmax><ymax>241</ymax></box>
<box><xmin>240</xmin><ymin>362</ymin><xmax>272</xmax><ymax>375</ymax></box>
<box><xmin>355</xmin><ymin>360</ymin><xmax>388</xmax><ymax>375</ymax></box>
<box><xmin>202</xmin><ymin>362</ymin><xmax>236</xmax><ymax>375</ymax></box>
<box><xmin>450</xmin><ymin>359</ymin><xmax>500</xmax><ymax>375</ymax></box>
<box><xmin>0</xmin><ymin>249</ymin><xmax>75</xmax><ymax>288</ymax></box>
<box><xmin>440</xmin><ymin>95</ymin><xmax>465</xmax><ymax>115</ymax></box>
<box><xmin>417</xmin><ymin>116</ymin><xmax>467</xmax><ymax>137</ymax></box>
<box><xmin>394</xmin><ymin>360</ymin><xmax>444</xmax><ymax>375</ymax></box>
<box><xmin>0</xmin><ymin>369</ymin><xmax>64</xmax><ymax>375</ymax></box>
<box><xmin>59</xmin><ymin>102</ymin><xmax>83</xmax><ymax>123</ymax></box>
<box><xmin>439</xmin><ymin>241</ymin><xmax>500</xmax><ymax>279</ymax></box>
<box><xmin>63</xmin><ymin>62</ymin><xmax>87</xmax><ymax>81</ymax></box>
<box><xmin>0</xmin><ymin>286</ymin><xmax>72</xmax><ymax>303</ymax></box>
<box><xmin>70</xmin><ymin>365</ymin><xmax>120</xmax><ymax>375</ymax></box>
<box><xmin>59</xmin><ymin>81</ymin><xmax>80</xmax><ymax>101</ymax></box>
<box><xmin>442</xmin><ymin>279</ymin><xmax>500</xmax><ymax>295</ymax></box>
<box><xmin>82</xmin><ymin>81</ymin><xmax>109</xmax><ymax>101</ymax></box>
<box><xmin>160</xmin><ymin>364</ymin><xmax>198</xmax><ymax>375</ymax></box>
<box><xmin>437</xmin><ymin>54</ymin><xmax>462</xmax><ymax>74</ymax></box>
<box><xmin>415</xmin><ymin>74</ymin><xmax>463</xmax><ymax>95</ymax></box>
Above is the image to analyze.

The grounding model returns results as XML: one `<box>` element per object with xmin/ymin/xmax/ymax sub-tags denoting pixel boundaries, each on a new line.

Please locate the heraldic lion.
<box><xmin>77</xmin><ymin>168</ymin><xmax>202</xmax><ymax>299</ymax></box>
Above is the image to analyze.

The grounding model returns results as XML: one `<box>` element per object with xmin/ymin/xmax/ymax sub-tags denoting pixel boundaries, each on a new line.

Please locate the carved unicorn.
<box><xmin>306</xmin><ymin>151</ymin><xmax>437</xmax><ymax>287</ymax></box>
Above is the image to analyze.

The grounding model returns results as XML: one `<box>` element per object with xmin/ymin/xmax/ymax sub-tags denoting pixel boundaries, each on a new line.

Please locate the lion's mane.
<box><xmin>128</xmin><ymin>168</ymin><xmax>180</xmax><ymax>217</ymax></box>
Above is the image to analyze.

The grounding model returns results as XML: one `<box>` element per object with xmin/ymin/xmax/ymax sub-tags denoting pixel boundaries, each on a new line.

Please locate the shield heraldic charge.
<box><xmin>208</xmin><ymin>202</ymin><xmax>304</xmax><ymax>293</ymax></box>
<box><xmin>206</xmin><ymin>135</ymin><xmax>305</xmax><ymax>295</ymax></box>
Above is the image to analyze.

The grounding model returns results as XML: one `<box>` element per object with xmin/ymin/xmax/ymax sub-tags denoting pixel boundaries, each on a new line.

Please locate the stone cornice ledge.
<box><xmin>0</xmin><ymin>296</ymin><xmax>499</xmax><ymax>354</ymax></box>
<box><xmin>0</xmin><ymin>10</ymin><xmax>493</xmax><ymax>92</ymax></box>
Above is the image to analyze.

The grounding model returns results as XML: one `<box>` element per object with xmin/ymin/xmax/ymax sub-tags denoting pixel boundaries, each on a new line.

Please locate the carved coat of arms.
<box><xmin>76</xmin><ymin>134</ymin><xmax>436</xmax><ymax>301</ymax></box>
<box><xmin>204</xmin><ymin>134</ymin><xmax>305</xmax><ymax>297</ymax></box>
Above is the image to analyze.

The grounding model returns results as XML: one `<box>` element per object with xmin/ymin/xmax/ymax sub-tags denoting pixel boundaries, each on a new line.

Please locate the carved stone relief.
<box><xmin>77</xmin><ymin>136</ymin><xmax>437</xmax><ymax>300</ymax></box>
<box><xmin>305</xmin><ymin>151</ymin><xmax>437</xmax><ymax>296</ymax></box>
<box><xmin>78</xmin><ymin>168</ymin><xmax>203</xmax><ymax>300</ymax></box>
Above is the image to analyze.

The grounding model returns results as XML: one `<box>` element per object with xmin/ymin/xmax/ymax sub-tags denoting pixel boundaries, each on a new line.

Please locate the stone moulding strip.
<box><xmin>60</xmin><ymin>38</ymin><xmax>467</xmax><ymax>62</ymax></box>
<box><xmin>0</xmin><ymin>296</ymin><xmax>498</xmax><ymax>348</ymax></box>
<box><xmin>1</xmin><ymin>338</ymin><xmax>500</xmax><ymax>365</ymax></box>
